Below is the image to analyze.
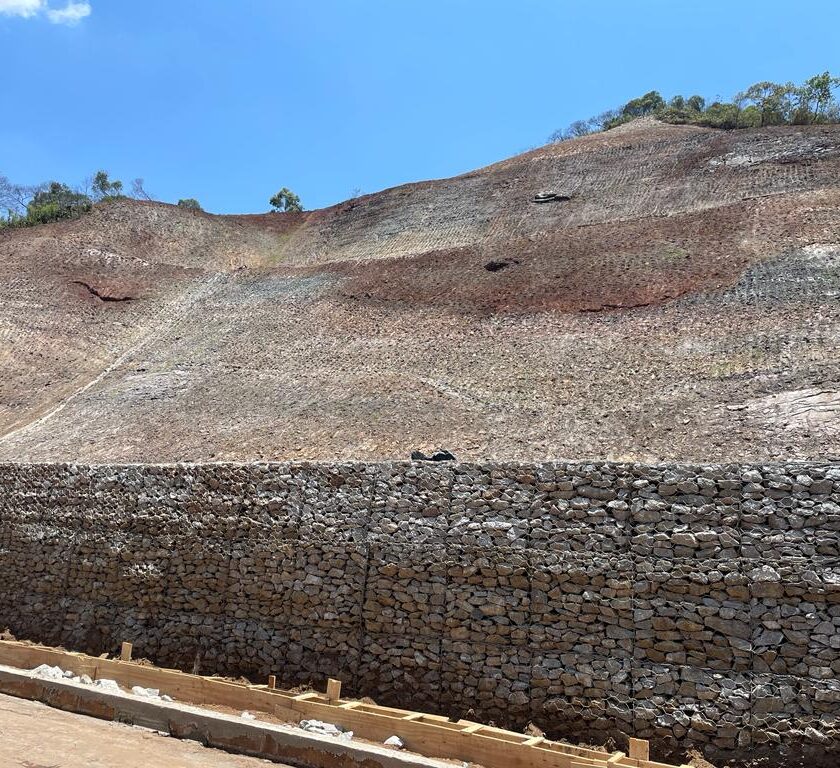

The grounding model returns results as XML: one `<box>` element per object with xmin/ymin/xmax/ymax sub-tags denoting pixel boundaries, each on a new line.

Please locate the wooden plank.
<box><xmin>0</xmin><ymin>643</ymin><xmax>300</xmax><ymax>723</ymax></box>
<box><xmin>267</xmin><ymin>675</ymin><xmax>276</xmax><ymax>690</ymax></box>
<box><xmin>0</xmin><ymin>641</ymin><xmax>681</xmax><ymax>768</ymax></box>
<box><xmin>566</xmin><ymin>759</ymin><xmax>617</xmax><ymax>768</ymax></box>
<box><xmin>287</xmin><ymin>699</ymin><xmax>604</xmax><ymax>768</ymax></box>
<box><xmin>538</xmin><ymin>740</ymin><xmax>617</xmax><ymax>760</ymax></box>
<box><xmin>629</xmin><ymin>738</ymin><xmax>650</xmax><ymax>761</ymax></box>
<box><xmin>120</xmin><ymin>642</ymin><xmax>132</xmax><ymax>662</ymax></box>
<box><xmin>326</xmin><ymin>678</ymin><xmax>342</xmax><ymax>702</ymax></box>
<box><xmin>0</xmin><ymin>666</ymin><xmax>453</xmax><ymax>768</ymax></box>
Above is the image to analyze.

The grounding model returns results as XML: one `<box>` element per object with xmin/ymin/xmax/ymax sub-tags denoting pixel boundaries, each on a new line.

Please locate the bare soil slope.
<box><xmin>1</xmin><ymin>119</ymin><xmax>839</xmax><ymax>463</ymax></box>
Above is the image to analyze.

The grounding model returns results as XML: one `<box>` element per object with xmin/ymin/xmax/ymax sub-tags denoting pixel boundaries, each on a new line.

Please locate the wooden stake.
<box><xmin>326</xmin><ymin>678</ymin><xmax>342</xmax><ymax>702</ymax></box>
<box><xmin>120</xmin><ymin>642</ymin><xmax>133</xmax><ymax>662</ymax></box>
<box><xmin>628</xmin><ymin>738</ymin><xmax>649</xmax><ymax>761</ymax></box>
<box><xmin>267</xmin><ymin>675</ymin><xmax>276</xmax><ymax>690</ymax></box>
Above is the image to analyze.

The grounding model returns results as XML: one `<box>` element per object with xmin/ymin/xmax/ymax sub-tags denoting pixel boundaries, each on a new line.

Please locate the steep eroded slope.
<box><xmin>1</xmin><ymin>119</ymin><xmax>838</xmax><ymax>462</ymax></box>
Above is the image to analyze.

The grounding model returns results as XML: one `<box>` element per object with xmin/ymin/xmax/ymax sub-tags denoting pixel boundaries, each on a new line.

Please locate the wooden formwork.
<box><xmin>0</xmin><ymin>641</ymin><xmax>688</xmax><ymax>768</ymax></box>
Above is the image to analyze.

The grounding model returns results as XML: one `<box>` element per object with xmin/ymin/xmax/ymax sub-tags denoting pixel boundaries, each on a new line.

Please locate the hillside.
<box><xmin>1</xmin><ymin>118</ymin><xmax>839</xmax><ymax>463</ymax></box>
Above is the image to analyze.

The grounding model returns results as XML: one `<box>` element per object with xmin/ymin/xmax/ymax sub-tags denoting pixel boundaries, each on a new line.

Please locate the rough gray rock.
<box><xmin>1</xmin><ymin>459</ymin><xmax>839</xmax><ymax>767</ymax></box>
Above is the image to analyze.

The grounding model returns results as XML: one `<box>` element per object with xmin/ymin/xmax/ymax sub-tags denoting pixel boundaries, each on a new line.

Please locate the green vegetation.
<box><xmin>28</xmin><ymin>182</ymin><xmax>93</xmax><ymax>223</ymax></box>
<box><xmin>0</xmin><ymin>179</ymin><xmax>92</xmax><ymax>229</ymax></box>
<box><xmin>1</xmin><ymin>170</ymin><xmax>167</xmax><ymax>230</ymax></box>
<box><xmin>1</xmin><ymin>169</ymin><xmax>210</xmax><ymax>230</ymax></box>
<box><xmin>549</xmin><ymin>72</ymin><xmax>840</xmax><ymax>141</ymax></box>
<box><xmin>0</xmin><ymin>169</ymin><xmax>129</xmax><ymax>230</ymax></box>
<box><xmin>91</xmin><ymin>170</ymin><xmax>124</xmax><ymax>200</ymax></box>
<box><xmin>269</xmin><ymin>187</ymin><xmax>303</xmax><ymax>213</ymax></box>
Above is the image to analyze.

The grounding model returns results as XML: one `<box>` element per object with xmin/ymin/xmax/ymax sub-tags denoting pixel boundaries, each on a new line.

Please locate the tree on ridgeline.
<box><xmin>269</xmin><ymin>187</ymin><xmax>303</xmax><ymax>213</ymax></box>
<box><xmin>794</xmin><ymin>71</ymin><xmax>840</xmax><ymax>124</ymax></box>
<box><xmin>549</xmin><ymin>72</ymin><xmax>840</xmax><ymax>142</ymax></box>
<box><xmin>0</xmin><ymin>175</ymin><xmax>37</xmax><ymax>218</ymax></box>
<box><xmin>91</xmin><ymin>170</ymin><xmax>124</xmax><ymax>201</ymax></box>
<box><xmin>131</xmin><ymin>178</ymin><xmax>153</xmax><ymax>201</ymax></box>
<box><xmin>1</xmin><ymin>168</ymin><xmax>161</xmax><ymax>229</ymax></box>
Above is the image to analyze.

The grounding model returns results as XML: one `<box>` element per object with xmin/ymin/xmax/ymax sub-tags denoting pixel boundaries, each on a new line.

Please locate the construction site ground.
<box><xmin>0</xmin><ymin>692</ymin><xmax>288</xmax><ymax>768</ymax></box>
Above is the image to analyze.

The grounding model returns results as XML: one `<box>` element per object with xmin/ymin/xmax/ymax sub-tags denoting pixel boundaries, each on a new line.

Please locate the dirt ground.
<box><xmin>1</xmin><ymin>120</ymin><xmax>839</xmax><ymax>463</ymax></box>
<box><xmin>0</xmin><ymin>692</ymin><xmax>288</xmax><ymax>768</ymax></box>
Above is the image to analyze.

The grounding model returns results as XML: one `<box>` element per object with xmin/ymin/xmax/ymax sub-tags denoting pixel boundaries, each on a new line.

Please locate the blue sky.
<box><xmin>2</xmin><ymin>0</ymin><xmax>838</xmax><ymax>213</ymax></box>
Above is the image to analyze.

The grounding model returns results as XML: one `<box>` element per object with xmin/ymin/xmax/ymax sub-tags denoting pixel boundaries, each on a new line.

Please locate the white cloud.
<box><xmin>0</xmin><ymin>0</ymin><xmax>91</xmax><ymax>24</ymax></box>
<box><xmin>0</xmin><ymin>0</ymin><xmax>45</xmax><ymax>18</ymax></box>
<box><xmin>46</xmin><ymin>1</ymin><xmax>90</xmax><ymax>25</ymax></box>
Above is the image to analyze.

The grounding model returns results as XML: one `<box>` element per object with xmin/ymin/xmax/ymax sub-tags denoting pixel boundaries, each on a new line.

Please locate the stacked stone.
<box><xmin>439</xmin><ymin>464</ymin><xmax>535</xmax><ymax>723</ymax></box>
<box><xmin>744</xmin><ymin>465</ymin><xmax>840</xmax><ymax>756</ymax></box>
<box><xmin>628</xmin><ymin>464</ymin><xmax>749</xmax><ymax>755</ymax></box>
<box><xmin>115</xmin><ymin>465</ymin><xmax>229</xmax><ymax>672</ymax></box>
<box><xmin>529</xmin><ymin>462</ymin><xmax>635</xmax><ymax>742</ymax></box>
<box><xmin>633</xmin><ymin>665</ymin><xmax>751</xmax><ymax>752</ymax></box>
<box><xmin>2</xmin><ymin>463</ymin><xmax>91</xmax><ymax>648</ymax></box>
<box><xmin>362</xmin><ymin>462</ymin><xmax>452</xmax><ymax>711</ymax></box>
<box><xmin>2</xmin><ymin>460</ymin><xmax>840</xmax><ymax>766</ymax></box>
<box><xmin>187</xmin><ymin>462</ymin><xmax>375</xmax><ymax>684</ymax></box>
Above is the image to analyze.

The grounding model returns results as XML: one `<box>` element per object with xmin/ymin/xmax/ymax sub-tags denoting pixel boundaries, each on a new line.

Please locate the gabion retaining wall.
<box><xmin>0</xmin><ymin>461</ymin><xmax>838</xmax><ymax>766</ymax></box>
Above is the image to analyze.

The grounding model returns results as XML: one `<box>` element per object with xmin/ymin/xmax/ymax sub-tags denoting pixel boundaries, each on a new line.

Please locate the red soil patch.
<box><xmin>319</xmin><ymin>204</ymin><xmax>758</xmax><ymax>314</ymax></box>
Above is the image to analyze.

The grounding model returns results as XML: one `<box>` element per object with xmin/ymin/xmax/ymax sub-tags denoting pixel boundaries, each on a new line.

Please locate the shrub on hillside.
<box><xmin>177</xmin><ymin>198</ymin><xmax>203</xmax><ymax>211</ymax></box>
<box><xmin>1</xmin><ymin>169</ymin><xmax>144</xmax><ymax>230</ymax></box>
<box><xmin>0</xmin><ymin>181</ymin><xmax>92</xmax><ymax>229</ymax></box>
